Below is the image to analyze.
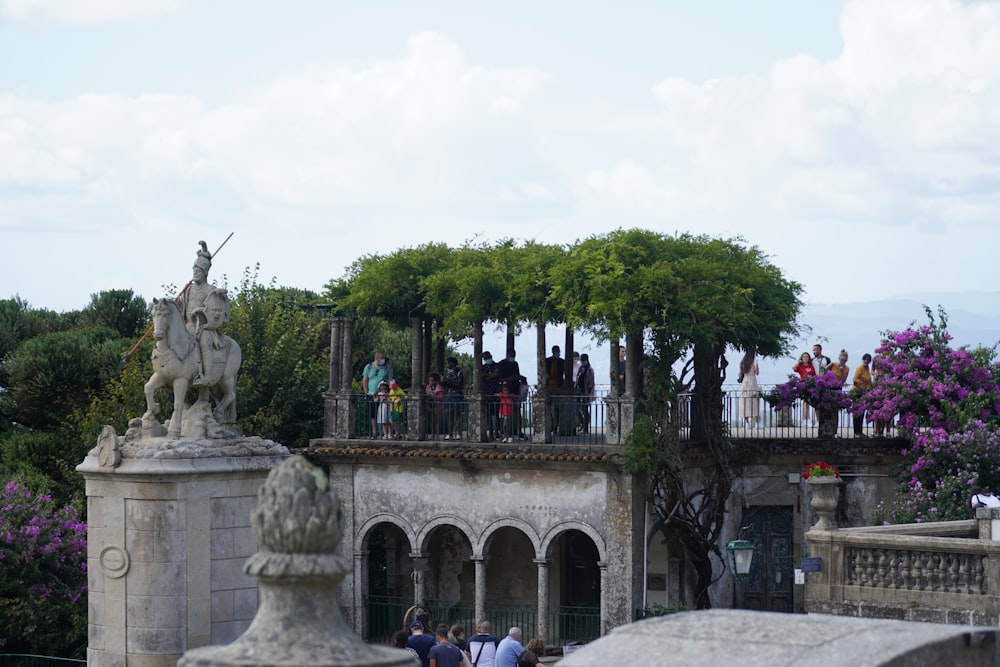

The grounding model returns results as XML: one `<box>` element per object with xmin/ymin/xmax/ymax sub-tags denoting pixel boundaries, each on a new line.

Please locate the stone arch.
<box><xmin>476</xmin><ymin>517</ymin><xmax>542</xmax><ymax>558</ymax></box>
<box><xmin>539</xmin><ymin>520</ymin><xmax>606</xmax><ymax>561</ymax></box>
<box><xmin>418</xmin><ymin>515</ymin><xmax>477</xmax><ymax>609</ymax></box>
<box><xmin>356</xmin><ymin>512</ymin><xmax>418</xmax><ymax>552</ymax></box>
<box><xmin>415</xmin><ymin>514</ymin><xmax>477</xmax><ymax>554</ymax></box>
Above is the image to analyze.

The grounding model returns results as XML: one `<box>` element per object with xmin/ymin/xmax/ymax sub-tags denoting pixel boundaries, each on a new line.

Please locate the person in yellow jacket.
<box><xmin>851</xmin><ymin>353</ymin><xmax>873</xmax><ymax>438</ymax></box>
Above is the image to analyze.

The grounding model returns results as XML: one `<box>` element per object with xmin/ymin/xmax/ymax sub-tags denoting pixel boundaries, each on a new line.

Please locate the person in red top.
<box><xmin>498</xmin><ymin>382</ymin><xmax>516</xmax><ymax>443</ymax></box>
<box><xmin>792</xmin><ymin>352</ymin><xmax>816</xmax><ymax>427</ymax></box>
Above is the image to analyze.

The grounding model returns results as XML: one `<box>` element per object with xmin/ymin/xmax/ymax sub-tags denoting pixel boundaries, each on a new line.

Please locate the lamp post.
<box><xmin>726</xmin><ymin>539</ymin><xmax>756</xmax><ymax>609</ymax></box>
<box><xmin>726</xmin><ymin>539</ymin><xmax>755</xmax><ymax>578</ymax></box>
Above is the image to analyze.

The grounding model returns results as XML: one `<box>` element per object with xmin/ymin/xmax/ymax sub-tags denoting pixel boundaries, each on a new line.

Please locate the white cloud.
<box><xmin>0</xmin><ymin>0</ymin><xmax>187</xmax><ymax>24</ymax></box>
<box><xmin>6</xmin><ymin>2</ymin><xmax>1000</xmax><ymax>312</ymax></box>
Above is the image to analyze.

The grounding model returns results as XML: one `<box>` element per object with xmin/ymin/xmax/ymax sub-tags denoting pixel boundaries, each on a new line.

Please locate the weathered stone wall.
<box><xmin>307</xmin><ymin>443</ymin><xmax>636</xmax><ymax>639</ymax></box>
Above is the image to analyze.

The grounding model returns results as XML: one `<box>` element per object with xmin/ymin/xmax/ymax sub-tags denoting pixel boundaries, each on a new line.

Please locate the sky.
<box><xmin>2</xmin><ymin>0</ymin><xmax>1000</xmax><ymax>381</ymax></box>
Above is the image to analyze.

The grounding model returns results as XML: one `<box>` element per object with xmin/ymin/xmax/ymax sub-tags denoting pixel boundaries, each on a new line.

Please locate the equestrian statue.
<box><xmin>143</xmin><ymin>240</ymin><xmax>242</xmax><ymax>439</ymax></box>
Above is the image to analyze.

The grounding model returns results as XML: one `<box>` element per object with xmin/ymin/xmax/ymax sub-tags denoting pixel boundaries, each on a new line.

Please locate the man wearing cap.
<box><xmin>467</xmin><ymin>620</ymin><xmax>500</xmax><ymax>667</ymax></box>
<box><xmin>407</xmin><ymin>620</ymin><xmax>436</xmax><ymax>667</ymax></box>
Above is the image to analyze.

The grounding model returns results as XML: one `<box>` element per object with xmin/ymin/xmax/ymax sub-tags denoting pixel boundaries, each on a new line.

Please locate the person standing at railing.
<box><xmin>425</xmin><ymin>372</ymin><xmax>445</xmax><ymax>438</ymax></box>
<box><xmin>792</xmin><ymin>352</ymin><xmax>816</xmax><ymax>426</ymax></box>
<box><xmin>482</xmin><ymin>351</ymin><xmax>502</xmax><ymax>440</ymax></box>
<box><xmin>442</xmin><ymin>357</ymin><xmax>465</xmax><ymax>441</ymax></box>
<box><xmin>389</xmin><ymin>379</ymin><xmax>405</xmax><ymax>439</ymax></box>
<box><xmin>361</xmin><ymin>351</ymin><xmax>394</xmax><ymax>439</ymax></box>
<box><xmin>738</xmin><ymin>350</ymin><xmax>761</xmax><ymax>429</ymax></box>
<box><xmin>827</xmin><ymin>350</ymin><xmax>851</xmax><ymax>430</ymax></box>
<box><xmin>576</xmin><ymin>353</ymin><xmax>595</xmax><ymax>434</ymax></box>
<box><xmin>851</xmin><ymin>353</ymin><xmax>873</xmax><ymax>438</ymax></box>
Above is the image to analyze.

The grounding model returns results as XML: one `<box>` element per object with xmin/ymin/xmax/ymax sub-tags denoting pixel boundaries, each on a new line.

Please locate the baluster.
<box><xmin>929</xmin><ymin>553</ymin><xmax>941</xmax><ymax>592</ymax></box>
<box><xmin>901</xmin><ymin>552</ymin><xmax>912</xmax><ymax>590</ymax></box>
<box><xmin>874</xmin><ymin>550</ymin><xmax>887</xmax><ymax>588</ymax></box>
<box><xmin>947</xmin><ymin>553</ymin><xmax>959</xmax><ymax>593</ymax></box>
<box><xmin>912</xmin><ymin>552</ymin><xmax>925</xmax><ymax>591</ymax></box>
<box><xmin>975</xmin><ymin>556</ymin><xmax>986</xmax><ymax>595</ymax></box>
<box><xmin>958</xmin><ymin>554</ymin><xmax>970</xmax><ymax>593</ymax></box>
<box><xmin>852</xmin><ymin>548</ymin><xmax>864</xmax><ymax>586</ymax></box>
<box><xmin>865</xmin><ymin>549</ymin><xmax>876</xmax><ymax>587</ymax></box>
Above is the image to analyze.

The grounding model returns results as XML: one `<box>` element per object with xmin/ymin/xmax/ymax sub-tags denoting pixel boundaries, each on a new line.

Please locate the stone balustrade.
<box><xmin>805</xmin><ymin>513</ymin><xmax>1000</xmax><ymax>624</ymax></box>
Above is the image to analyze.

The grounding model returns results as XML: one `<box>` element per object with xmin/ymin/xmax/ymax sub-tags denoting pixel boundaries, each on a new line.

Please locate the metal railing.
<box><xmin>675</xmin><ymin>384</ymin><xmax>895</xmax><ymax>441</ymax></box>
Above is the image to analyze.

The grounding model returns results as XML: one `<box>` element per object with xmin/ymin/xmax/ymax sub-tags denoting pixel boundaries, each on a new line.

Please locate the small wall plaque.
<box><xmin>100</xmin><ymin>546</ymin><xmax>131</xmax><ymax>579</ymax></box>
<box><xmin>800</xmin><ymin>557</ymin><xmax>822</xmax><ymax>573</ymax></box>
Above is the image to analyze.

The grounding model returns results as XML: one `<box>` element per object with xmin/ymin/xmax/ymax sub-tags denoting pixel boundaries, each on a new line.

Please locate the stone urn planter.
<box><xmin>807</xmin><ymin>476</ymin><xmax>841</xmax><ymax>531</ymax></box>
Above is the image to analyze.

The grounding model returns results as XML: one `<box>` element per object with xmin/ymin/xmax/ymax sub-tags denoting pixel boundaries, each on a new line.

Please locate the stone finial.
<box><xmin>178</xmin><ymin>455</ymin><xmax>415</xmax><ymax>667</ymax></box>
<box><xmin>252</xmin><ymin>456</ymin><xmax>342</xmax><ymax>553</ymax></box>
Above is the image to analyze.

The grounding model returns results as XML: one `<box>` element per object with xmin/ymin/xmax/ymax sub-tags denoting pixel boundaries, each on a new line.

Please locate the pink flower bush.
<box><xmin>0</xmin><ymin>480</ymin><xmax>87</xmax><ymax>657</ymax></box>
<box><xmin>765</xmin><ymin>371</ymin><xmax>852</xmax><ymax>412</ymax></box>
<box><xmin>860</xmin><ymin>309</ymin><xmax>1000</xmax><ymax>523</ymax></box>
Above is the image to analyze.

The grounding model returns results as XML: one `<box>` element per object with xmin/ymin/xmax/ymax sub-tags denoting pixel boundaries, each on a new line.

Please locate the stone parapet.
<box><xmin>805</xmin><ymin>519</ymin><xmax>1000</xmax><ymax>625</ymax></box>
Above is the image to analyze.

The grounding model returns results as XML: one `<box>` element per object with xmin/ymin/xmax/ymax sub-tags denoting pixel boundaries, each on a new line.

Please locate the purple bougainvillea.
<box><xmin>859</xmin><ymin>309</ymin><xmax>1000</xmax><ymax>523</ymax></box>
<box><xmin>0</xmin><ymin>480</ymin><xmax>87</xmax><ymax>656</ymax></box>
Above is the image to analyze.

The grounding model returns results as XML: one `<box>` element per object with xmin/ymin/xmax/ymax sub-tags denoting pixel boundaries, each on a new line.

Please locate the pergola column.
<box><xmin>533</xmin><ymin>322</ymin><xmax>550</xmax><ymax>443</ymax></box>
<box><xmin>468</xmin><ymin>320</ymin><xmax>486</xmax><ymax>442</ymax></box>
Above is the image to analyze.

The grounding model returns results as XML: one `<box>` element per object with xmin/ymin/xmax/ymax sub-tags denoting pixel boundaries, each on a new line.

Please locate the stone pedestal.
<box><xmin>78</xmin><ymin>440</ymin><xmax>289</xmax><ymax>667</ymax></box>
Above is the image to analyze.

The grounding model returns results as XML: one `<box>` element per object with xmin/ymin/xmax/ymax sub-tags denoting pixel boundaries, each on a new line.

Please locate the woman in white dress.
<box><xmin>738</xmin><ymin>350</ymin><xmax>761</xmax><ymax>429</ymax></box>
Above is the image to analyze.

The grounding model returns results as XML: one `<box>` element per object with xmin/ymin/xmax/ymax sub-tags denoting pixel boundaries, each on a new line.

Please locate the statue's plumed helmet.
<box><xmin>193</xmin><ymin>240</ymin><xmax>212</xmax><ymax>271</ymax></box>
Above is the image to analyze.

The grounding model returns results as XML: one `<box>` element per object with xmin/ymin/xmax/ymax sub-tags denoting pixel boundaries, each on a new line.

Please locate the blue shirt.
<box><xmin>428</xmin><ymin>641</ymin><xmax>465</xmax><ymax>667</ymax></box>
<box><xmin>407</xmin><ymin>632</ymin><xmax>437</xmax><ymax>667</ymax></box>
<box><xmin>494</xmin><ymin>636</ymin><xmax>524</xmax><ymax>667</ymax></box>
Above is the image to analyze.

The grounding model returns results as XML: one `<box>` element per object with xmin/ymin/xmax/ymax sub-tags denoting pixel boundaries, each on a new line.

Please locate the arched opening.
<box><xmin>365</xmin><ymin>522</ymin><xmax>412</xmax><ymax>642</ymax></box>
<box><xmin>548</xmin><ymin>529</ymin><xmax>601</xmax><ymax>645</ymax></box>
<box><xmin>423</xmin><ymin>524</ymin><xmax>475</xmax><ymax>629</ymax></box>
<box><xmin>484</xmin><ymin>526</ymin><xmax>537</xmax><ymax>633</ymax></box>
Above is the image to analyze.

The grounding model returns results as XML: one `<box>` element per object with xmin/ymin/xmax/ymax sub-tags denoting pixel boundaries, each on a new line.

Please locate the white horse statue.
<box><xmin>144</xmin><ymin>297</ymin><xmax>242</xmax><ymax>438</ymax></box>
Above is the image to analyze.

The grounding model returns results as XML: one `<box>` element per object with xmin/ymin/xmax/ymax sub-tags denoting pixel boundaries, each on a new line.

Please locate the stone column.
<box><xmin>411</xmin><ymin>552</ymin><xmax>425</xmax><ymax>606</ymax></box>
<box><xmin>468</xmin><ymin>321</ymin><xmax>485</xmax><ymax>442</ymax></box>
<box><xmin>625</xmin><ymin>333</ymin><xmax>642</xmax><ymax>397</ymax></box>
<box><xmin>474</xmin><ymin>557</ymin><xmax>486</xmax><ymax>624</ymax></box>
<box><xmin>329</xmin><ymin>317</ymin><xmax>342</xmax><ymax>394</ymax></box>
<box><xmin>410</xmin><ymin>317</ymin><xmax>423</xmax><ymax>393</ymax></box>
<box><xmin>340</xmin><ymin>318</ymin><xmax>354</xmax><ymax>393</ymax></box>
<box><xmin>534</xmin><ymin>322</ymin><xmax>550</xmax><ymax>443</ymax></box>
<box><xmin>598</xmin><ymin>560</ymin><xmax>609</xmax><ymax>636</ymax></box>
<box><xmin>535</xmin><ymin>559</ymin><xmax>550</xmax><ymax>643</ymax></box>
<box><xmin>336</xmin><ymin>317</ymin><xmax>355</xmax><ymax>439</ymax></box>
<box><xmin>353</xmin><ymin>550</ymin><xmax>369</xmax><ymax>636</ymax></box>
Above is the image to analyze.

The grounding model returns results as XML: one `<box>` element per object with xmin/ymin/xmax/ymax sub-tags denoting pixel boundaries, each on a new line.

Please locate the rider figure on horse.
<box><xmin>177</xmin><ymin>242</ymin><xmax>231</xmax><ymax>388</ymax></box>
